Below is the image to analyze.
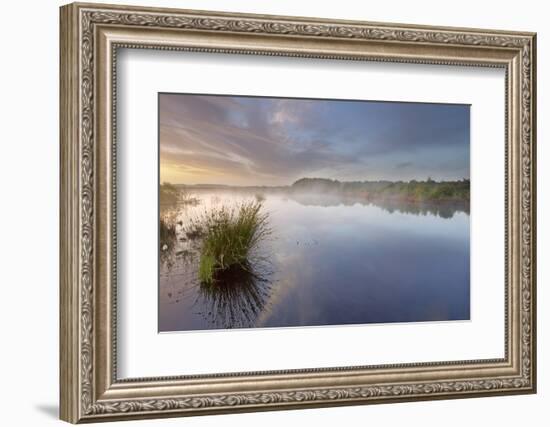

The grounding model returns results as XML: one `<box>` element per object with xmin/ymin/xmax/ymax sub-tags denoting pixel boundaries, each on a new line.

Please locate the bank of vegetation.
<box><xmin>291</xmin><ymin>177</ymin><xmax>469</xmax><ymax>202</ymax></box>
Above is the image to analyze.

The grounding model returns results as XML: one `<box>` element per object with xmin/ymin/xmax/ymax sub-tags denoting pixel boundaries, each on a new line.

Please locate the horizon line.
<box><xmin>161</xmin><ymin>177</ymin><xmax>470</xmax><ymax>187</ymax></box>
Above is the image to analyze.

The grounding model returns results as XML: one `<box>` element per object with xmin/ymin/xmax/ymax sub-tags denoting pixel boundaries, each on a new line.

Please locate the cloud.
<box><xmin>159</xmin><ymin>94</ymin><xmax>470</xmax><ymax>185</ymax></box>
<box><xmin>395</xmin><ymin>161</ymin><xmax>413</xmax><ymax>169</ymax></box>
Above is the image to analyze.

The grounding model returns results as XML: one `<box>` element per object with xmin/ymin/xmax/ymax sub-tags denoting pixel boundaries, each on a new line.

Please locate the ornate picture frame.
<box><xmin>60</xmin><ymin>2</ymin><xmax>536</xmax><ymax>423</ymax></box>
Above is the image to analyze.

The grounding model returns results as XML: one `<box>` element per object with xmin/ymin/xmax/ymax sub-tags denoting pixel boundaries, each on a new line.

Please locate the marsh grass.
<box><xmin>160</xmin><ymin>182</ymin><xmax>179</xmax><ymax>205</ymax></box>
<box><xmin>159</xmin><ymin>217</ymin><xmax>178</xmax><ymax>271</ymax></box>
<box><xmin>195</xmin><ymin>201</ymin><xmax>271</xmax><ymax>284</ymax></box>
<box><xmin>181</xmin><ymin>190</ymin><xmax>201</xmax><ymax>206</ymax></box>
<box><xmin>160</xmin><ymin>218</ymin><xmax>176</xmax><ymax>247</ymax></box>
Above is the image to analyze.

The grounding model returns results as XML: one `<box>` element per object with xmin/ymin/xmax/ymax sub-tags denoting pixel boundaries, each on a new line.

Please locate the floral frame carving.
<box><xmin>60</xmin><ymin>2</ymin><xmax>536</xmax><ymax>423</ymax></box>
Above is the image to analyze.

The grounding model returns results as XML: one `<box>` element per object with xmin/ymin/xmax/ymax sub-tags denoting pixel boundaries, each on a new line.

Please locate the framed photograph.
<box><xmin>60</xmin><ymin>2</ymin><xmax>537</xmax><ymax>423</ymax></box>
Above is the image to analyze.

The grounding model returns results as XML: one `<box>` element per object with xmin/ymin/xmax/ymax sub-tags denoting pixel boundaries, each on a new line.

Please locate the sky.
<box><xmin>159</xmin><ymin>93</ymin><xmax>470</xmax><ymax>186</ymax></box>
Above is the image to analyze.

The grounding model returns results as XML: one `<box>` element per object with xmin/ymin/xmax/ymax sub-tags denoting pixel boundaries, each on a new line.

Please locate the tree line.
<box><xmin>291</xmin><ymin>177</ymin><xmax>469</xmax><ymax>202</ymax></box>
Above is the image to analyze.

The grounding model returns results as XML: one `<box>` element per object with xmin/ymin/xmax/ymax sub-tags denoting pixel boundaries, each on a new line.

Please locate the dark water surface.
<box><xmin>159</xmin><ymin>190</ymin><xmax>470</xmax><ymax>332</ymax></box>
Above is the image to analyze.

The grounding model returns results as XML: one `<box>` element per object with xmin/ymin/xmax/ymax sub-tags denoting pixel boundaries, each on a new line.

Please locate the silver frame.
<box><xmin>60</xmin><ymin>2</ymin><xmax>537</xmax><ymax>423</ymax></box>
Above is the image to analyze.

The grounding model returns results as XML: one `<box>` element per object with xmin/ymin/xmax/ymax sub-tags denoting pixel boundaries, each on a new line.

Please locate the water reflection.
<box><xmin>159</xmin><ymin>190</ymin><xmax>470</xmax><ymax>332</ymax></box>
<box><xmin>193</xmin><ymin>262</ymin><xmax>275</xmax><ymax>329</ymax></box>
<box><xmin>288</xmin><ymin>193</ymin><xmax>469</xmax><ymax>218</ymax></box>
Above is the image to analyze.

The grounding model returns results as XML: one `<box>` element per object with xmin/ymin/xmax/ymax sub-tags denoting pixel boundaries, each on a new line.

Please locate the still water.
<box><xmin>159</xmin><ymin>190</ymin><xmax>470</xmax><ymax>332</ymax></box>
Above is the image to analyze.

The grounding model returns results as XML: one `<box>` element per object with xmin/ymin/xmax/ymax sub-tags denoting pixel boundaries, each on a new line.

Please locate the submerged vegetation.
<box><xmin>193</xmin><ymin>201</ymin><xmax>271</xmax><ymax>284</ymax></box>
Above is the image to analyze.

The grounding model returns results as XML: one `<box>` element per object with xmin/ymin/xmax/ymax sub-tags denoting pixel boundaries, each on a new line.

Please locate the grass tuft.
<box><xmin>196</xmin><ymin>201</ymin><xmax>271</xmax><ymax>284</ymax></box>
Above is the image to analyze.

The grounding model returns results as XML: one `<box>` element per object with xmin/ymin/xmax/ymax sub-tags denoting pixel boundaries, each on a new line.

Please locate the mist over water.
<box><xmin>159</xmin><ymin>189</ymin><xmax>470</xmax><ymax>332</ymax></box>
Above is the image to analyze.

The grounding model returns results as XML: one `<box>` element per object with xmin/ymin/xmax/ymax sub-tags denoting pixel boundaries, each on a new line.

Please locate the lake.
<box><xmin>159</xmin><ymin>190</ymin><xmax>470</xmax><ymax>332</ymax></box>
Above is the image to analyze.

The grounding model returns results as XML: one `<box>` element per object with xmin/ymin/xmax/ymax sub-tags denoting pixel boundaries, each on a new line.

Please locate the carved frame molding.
<box><xmin>60</xmin><ymin>2</ymin><xmax>536</xmax><ymax>423</ymax></box>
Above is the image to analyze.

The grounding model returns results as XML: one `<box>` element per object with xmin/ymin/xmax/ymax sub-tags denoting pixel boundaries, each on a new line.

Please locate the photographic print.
<box><xmin>158</xmin><ymin>93</ymin><xmax>470</xmax><ymax>332</ymax></box>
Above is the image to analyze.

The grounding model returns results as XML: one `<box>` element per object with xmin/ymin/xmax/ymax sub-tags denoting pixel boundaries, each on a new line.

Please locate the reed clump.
<box><xmin>196</xmin><ymin>201</ymin><xmax>271</xmax><ymax>284</ymax></box>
